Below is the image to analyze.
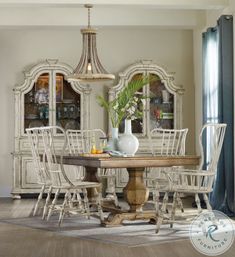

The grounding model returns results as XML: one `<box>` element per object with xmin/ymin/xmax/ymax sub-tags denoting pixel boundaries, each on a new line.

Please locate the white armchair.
<box><xmin>29</xmin><ymin>126</ymin><xmax>104</xmax><ymax>226</ymax></box>
<box><xmin>156</xmin><ymin>123</ymin><xmax>227</xmax><ymax>233</ymax></box>
<box><xmin>66</xmin><ymin>129</ymin><xmax>119</xmax><ymax>206</ymax></box>
<box><xmin>26</xmin><ymin>128</ymin><xmax>52</xmax><ymax>218</ymax></box>
<box><xmin>146</xmin><ymin>128</ymin><xmax>188</xmax><ymax>213</ymax></box>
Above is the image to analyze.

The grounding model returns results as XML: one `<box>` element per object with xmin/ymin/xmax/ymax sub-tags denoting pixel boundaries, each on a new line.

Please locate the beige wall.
<box><xmin>0</xmin><ymin>27</ymin><xmax>194</xmax><ymax>197</ymax></box>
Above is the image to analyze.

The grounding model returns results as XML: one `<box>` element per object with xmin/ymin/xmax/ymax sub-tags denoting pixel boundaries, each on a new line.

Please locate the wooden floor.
<box><xmin>0</xmin><ymin>198</ymin><xmax>234</xmax><ymax>257</ymax></box>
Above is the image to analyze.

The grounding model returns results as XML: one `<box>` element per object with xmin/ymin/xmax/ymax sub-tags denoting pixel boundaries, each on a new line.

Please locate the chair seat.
<box><xmin>168</xmin><ymin>186</ymin><xmax>211</xmax><ymax>194</ymax></box>
<box><xmin>52</xmin><ymin>181</ymin><xmax>101</xmax><ymax>190</ymax></box>
<box><xmin>99</xmin><ymin>174</ymin><xmax>116</xmax><ymax>178</ymax></box>
<box><xmin>146</xmin><ymin>178</ymin><xmax>178</xmax><ymax>190</ymax></box>
<box><xmin>74</xmin><ymin>181</ymin><xmax>101</xmax><ymax>188</ymax></box>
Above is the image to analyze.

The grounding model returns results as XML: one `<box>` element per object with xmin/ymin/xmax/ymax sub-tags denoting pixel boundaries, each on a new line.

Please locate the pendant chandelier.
<box><xmin>67</xmin><ymin>4</ymin><xmax>115</xmax><ymax>82</ymax></box>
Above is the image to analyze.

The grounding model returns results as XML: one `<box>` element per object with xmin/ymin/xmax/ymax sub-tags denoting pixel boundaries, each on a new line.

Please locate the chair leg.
<box><xmin>153</xmin><ymin>188</ymin><xmax>160</xmax><ymax>216</ymax></box>
<box><xmin>65</xmin><ymin>191</ymin><xmax>73</xmax><ymax>217</ymax></box>
<box><xmin>42</xmin><ymin>186</ymin><xmax>52</xmax><ymax>220</ymax></box>
<box><xmin>195</xmin><ymin>193</ymin><xmax>202</xmax><ymax>214</ymax></box>
<box><xmin>71</xmin><ymin>190</ymin><xmax>76</xmax><ymax>207</ymax></box>
<box><xmin>156</xmin><ymin>192</ymin><xmax>168</xmax><ymax>233</ymax></box>
<box><xmin>106</xmin><ymin>172</ymin><xmax>112</xmax><ymax>193</ymax></box>
<box><xmin>113</xmin><ymin>191</ymin><xmax>119</xmax><ymax>207</ymax></box>
<box><xmin>203</xmin><ymin>193</ymin><xmax>212</xmax><ymax>211</ymax></box>
<box><xmin>82</xmin><ymin>188</ymin><xmax>90</xmax><ymax>219</ymax></box>
<box><xmin>47</xmin><ymin>188</ymin><xmax>60</xmax><ymax>221</ymax></box>
<box><xmin>176</xmin><ymin>195</ymin><xmax>184</xmax><ymax>213</ymax></box>
<box><xmin>76</xmin><ymin>190</ymin><xmax>84</xmax><ymax>211</ymax></box>
<box><xmin>170</xmin><ymin>192</ymin><xmax>178</xmax><ymax>228</ymax></box>
<box><xmin>109</xmin><ymin>176</ymin><xmax>119</xmax><ymax>207</ymax></box>
<box><xmin>59</xmin><ymin>190</ymin><xmax>70</xmax><ymax>226</ymax></box>
<box><xmin>97</xmin><ymin>189</ymin><xmax>104</xmax><ymax>222</ymax></box>
<box><xmin>104</xmin><ymin>171</ymin><xmax>119</xmax><ymax>207</ymax></box>
<box><xmin>33</xmin><ymin>184</ymin><xmax>45</xmax><ymax>216</ymax></box>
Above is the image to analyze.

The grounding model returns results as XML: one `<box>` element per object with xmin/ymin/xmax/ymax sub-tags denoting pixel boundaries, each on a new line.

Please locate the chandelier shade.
<box><xmin>67</xmin><ymin>5</ymin><xmax>115</xmax><ymax>82</ymax></box>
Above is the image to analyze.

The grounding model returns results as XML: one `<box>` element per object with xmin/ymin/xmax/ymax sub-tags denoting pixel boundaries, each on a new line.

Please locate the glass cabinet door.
<box><xmin>148</xmin><ymin>73</ymin><xmax>174</xmax><ymax>131</ymax></box>
<box><xmin>117</xmin><ymin>72</ymin><xmax>174</xmax><ymax>135</ymax></box>
<box><xmin>24</xmin><ymin>72</ymin><xmax>81</xmax><ymax>132</ymax></box>
<box><xmin>24</xmin><ymin>73</ymin><xmax>50</xmax><ymax>131</ymax></box>
<box><xmin>55</xmin><ymin>73</ymin><xmax>81</xmax><ymax>130</ymax></box>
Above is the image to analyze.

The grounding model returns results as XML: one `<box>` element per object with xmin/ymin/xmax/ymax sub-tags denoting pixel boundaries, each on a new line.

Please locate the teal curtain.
<box><xmin>202</xmin><ymin>15</ymin><xmax>234</xmax><ymax>216</ymax></box>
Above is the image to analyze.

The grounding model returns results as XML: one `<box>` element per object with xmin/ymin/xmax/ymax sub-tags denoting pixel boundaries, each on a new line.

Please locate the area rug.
<box><xmin>0</xmin><ymin>214</ymin><xmax>192</xmax><ymax>247</ymax></box>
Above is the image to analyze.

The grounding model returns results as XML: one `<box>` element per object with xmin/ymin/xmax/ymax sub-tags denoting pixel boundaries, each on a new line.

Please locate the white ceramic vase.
<box><xmin>118</xmin><ymin>119</ymin><xmax>139</xmax><ymax>156</ymax></box>
<box><xmin>107</xmin><ymin>127</ymin><xmax>119</xmax><ymax>151</ymax></box>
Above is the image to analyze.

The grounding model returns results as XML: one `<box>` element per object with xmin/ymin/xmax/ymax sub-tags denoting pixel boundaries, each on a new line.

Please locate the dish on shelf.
<box><xmin>64</xmin><ymin>120</ymin><xmax>79</xmax><ymax>130</ymax></box>
<box><xmin>63</xmin><ymin>99</ymin><xmax>74</xmax><ymax>104</ymax></box>
<box><xmin>28</xmin><ymin>120</ymin><xmax>44</xmax><ymax>128</ymax></box>
<box><xmin>25</xmin><ymin>114</ymin><xmax>39</xmax><ymax>119</ymax></box>
<box><xmin>35</xmin><ymin>88</ymin><xmax>49</xmax><ymax>104</ymax></box>
<box><xmin>162</xmin><ymin>101</ymin><xmax>172</xmax><ymax>104</ymax></box>
<box><xmin>162</xmin><ymin>113</ymin><xmax>174</xmax><ymax>119</ymax></box>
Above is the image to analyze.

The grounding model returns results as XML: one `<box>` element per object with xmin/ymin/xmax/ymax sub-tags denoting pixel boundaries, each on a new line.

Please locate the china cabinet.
<box><xmin>108</xmin><ymin>60</ymin><xmax>184</xmax><ymax>192</ymax></box>
<box><xmin>12</xmin><ymin>59</ymin><xmax>91</xmax><ymax>198</ymax></box>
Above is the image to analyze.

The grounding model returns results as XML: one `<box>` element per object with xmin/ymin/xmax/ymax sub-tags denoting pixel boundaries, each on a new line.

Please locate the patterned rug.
<box><xmin>1</xmin><ymin>214</ymin><xmax>193</xmax><ymax>247</ymax></box>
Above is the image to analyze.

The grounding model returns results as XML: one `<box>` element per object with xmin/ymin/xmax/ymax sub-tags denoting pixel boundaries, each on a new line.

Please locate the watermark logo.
<box><xmin>189</xmin><ymin>210</ymin><xmax>234</xmax><ymax>256</ymax></box>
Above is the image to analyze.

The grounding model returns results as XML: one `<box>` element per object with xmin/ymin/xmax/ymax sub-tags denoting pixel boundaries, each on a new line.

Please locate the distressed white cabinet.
<box><xmin>12</xmin><ymin>59</ymin><xmax>91</xmax><ymax>198</ymax></box>
<box><xmin>108</xmin><ymin>60</ymin><xmax>184</xmax><ymax>192</ymax></box>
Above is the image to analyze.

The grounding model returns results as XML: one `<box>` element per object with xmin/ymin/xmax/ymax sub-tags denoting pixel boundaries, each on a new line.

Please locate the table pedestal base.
<box><xmin>102</xmin><ymin>210</ymin><xmax>156</xmax><ymax>227</ymax></box>
<box><xmin>123</xmin><ymin>167</ymin><xmax>149</xmax><ymax>212</ymax></box>
<box><xmin>102</xmin><ymin>167</ymin><xmax>155</xmax><ymax>226</ymax></box>
<box><xmin>84</xmin><ymin>166</ymin><xmax>156</xmax><ymax>226</ymax></box>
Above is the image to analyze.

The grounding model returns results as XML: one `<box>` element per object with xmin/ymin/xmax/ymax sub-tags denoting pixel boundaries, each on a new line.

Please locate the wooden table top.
<box><xmin>60</xmin><ymin>154</ymin><xmax>200</xmax><ymax>169</ymax></box>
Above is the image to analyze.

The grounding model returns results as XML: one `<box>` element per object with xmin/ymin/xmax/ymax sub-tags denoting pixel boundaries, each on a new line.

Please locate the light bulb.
<box><xmin>87</xmin><ymin>63</ymin><xmax>92</xmax><ymax>72</ymax></box>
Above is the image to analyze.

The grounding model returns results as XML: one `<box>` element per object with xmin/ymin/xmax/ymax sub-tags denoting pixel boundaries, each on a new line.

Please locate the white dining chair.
<box><xmin>66</xmin><ymin>129</ymin><xmax>119</xmax><ymax>206</ymax></box>
<box><xmin>26</xmin><ymin>128</ymin><xmax>52</xmax><ymax>218</ymax></box>
<box><xmin>32</xmin><ymin>126</ymin><xmax>104</xmax><ymax>226</ymax></box>
<box><xmin>155</xmin><ymin>123</ymin><xmax>226</xmax><ymax>233</ymax></box>
<box><xmin>146</xmin><ymin>128</ymin><xmax>188</xmax><ymax>213</ymax></box>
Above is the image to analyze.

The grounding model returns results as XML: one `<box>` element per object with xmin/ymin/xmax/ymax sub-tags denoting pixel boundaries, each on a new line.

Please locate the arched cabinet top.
<box><xmin>108</xmin><ymin>60</ymin><xmax>184</xmax><ymax>136</ymax></box>
<box><xmin>14</xmin><ymin>59</ymin><xmax>91</xmax><ymax>95</ymax></box>
<box><xmin>109</xmin><ymin>60</ymin><xmax>184</xmax><ymax>98</ymax></box>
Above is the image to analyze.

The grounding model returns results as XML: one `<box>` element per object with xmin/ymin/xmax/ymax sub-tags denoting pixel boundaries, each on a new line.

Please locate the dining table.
<box><xmin>61</xmin><ymin>154</ymin><xmax>200</xmax><ymax>226</ymax></box>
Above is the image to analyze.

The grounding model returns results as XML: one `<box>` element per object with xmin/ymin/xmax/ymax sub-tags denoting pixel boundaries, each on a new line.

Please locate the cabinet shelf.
<box><xmin>25</xmin><ymin>118</ymin><xmax>47</xmax><ymax>120</ymax></box>
<box><xmin>57</xmin><ymin>118</ymin><xmax>80</xmax><ymax>120</ymax></box>
<box><xmin>25</xmin><ymin>117</ymin><xmax>80</xmax><ymax>121</ymax></box>
<box><xmin>25</xmin><ymin>102</ymin><xmax>48</xmax><ymax>105</ymax></box>
<box><xmin>157</xmin><ymin>117</ymin><xmax>174</xmax><ymax>120</ymax></box>
<box><xmin>25</xmin><ymin>102</ymin><xmax>78</xmax><ymax>105</ymax></box>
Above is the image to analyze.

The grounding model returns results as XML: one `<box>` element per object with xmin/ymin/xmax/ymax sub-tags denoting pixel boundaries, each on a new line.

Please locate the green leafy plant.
<box><xmin>97</xmin><ymin>76</ymin><xmax>155</xmax><ymax>128</ymax></box>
